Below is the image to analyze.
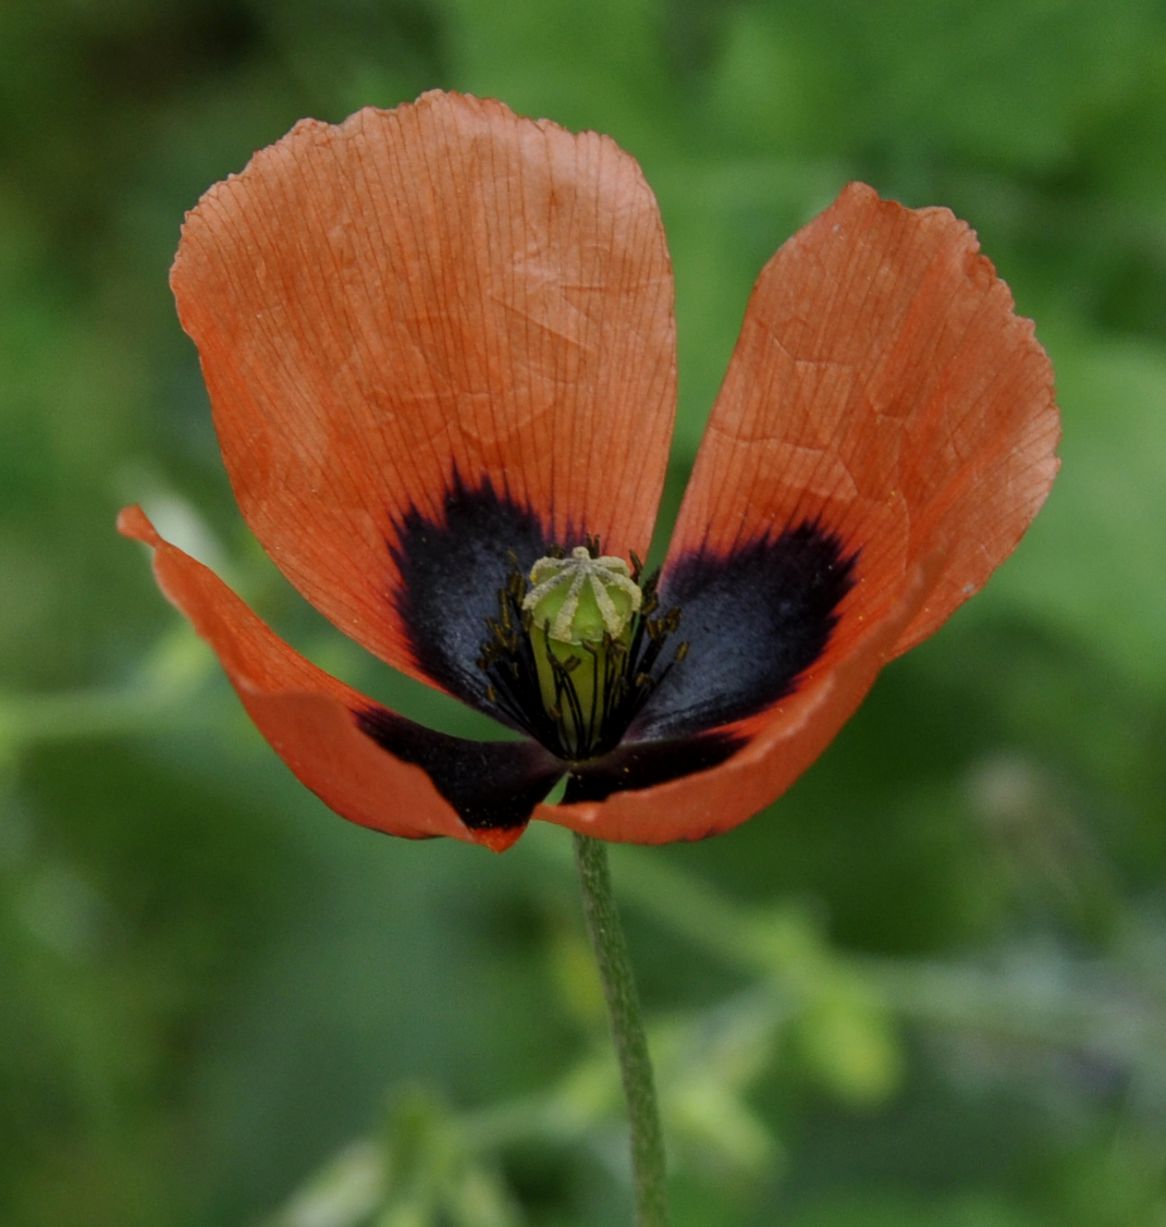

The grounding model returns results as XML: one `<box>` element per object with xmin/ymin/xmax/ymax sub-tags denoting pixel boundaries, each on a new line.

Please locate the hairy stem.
<box><xmin>572</xmin><ymin>832</ymin><xmax>669</xmax><ymax>1226</ymax></box>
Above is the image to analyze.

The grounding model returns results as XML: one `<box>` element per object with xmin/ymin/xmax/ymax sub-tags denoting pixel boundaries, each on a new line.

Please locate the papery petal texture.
<box><xmin>564</xmin><ymin>183</ymin><xmax>1060</xmax><ymax>836</ymax></box>
<box><xmin>171</xmin><ymin>91</ymin><xmax>676</xmax><ymax>699</ymax></box>
<box><xmin>117</xmin><ymin>506</ymin><xmax>561</xmax><ymax>850</ymax></box>
<box><xmin>542</xmin><ymin>557</ymin><xmax>935</xmax><ymax>843</ymax></box>
<box><xmin>130</xmin><ymin>94</ymin><xmax>1061</xmax><ymax>850</ymax></box>
<box><xmin>662</xmin><ymin>182</ymin><xmax>1059</xmax><ymax>678</ymax></box>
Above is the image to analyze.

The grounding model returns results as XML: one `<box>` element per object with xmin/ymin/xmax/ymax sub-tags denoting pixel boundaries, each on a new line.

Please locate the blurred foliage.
<box><xmin>3</xmin><ymin>0</ymin><xmax>1166</xmax><ymax>1224</ymax></box>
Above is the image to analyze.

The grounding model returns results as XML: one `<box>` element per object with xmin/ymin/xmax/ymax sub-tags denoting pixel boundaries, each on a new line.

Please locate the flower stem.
<box><xmin>572</xmin><ymin>832</ymin><xmax>670</xmax><ymax>1227</ymax></box>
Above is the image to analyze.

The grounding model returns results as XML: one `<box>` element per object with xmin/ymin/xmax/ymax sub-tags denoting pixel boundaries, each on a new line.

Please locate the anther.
<box><xmin>475</xmin><ymin>540</ymin><xmax>688</xmax><ymax>762</ymax></box>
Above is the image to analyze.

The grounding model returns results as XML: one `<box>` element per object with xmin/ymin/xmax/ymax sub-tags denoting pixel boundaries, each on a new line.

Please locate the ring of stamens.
<box><xmin>476</xmin><ymin>541</ymin><xmax>687</xmax><ymax>762</ymax></box>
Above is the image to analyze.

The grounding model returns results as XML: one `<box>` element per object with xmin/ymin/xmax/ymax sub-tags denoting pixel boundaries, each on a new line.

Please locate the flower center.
<box><xmin>524</xmin><ymin>545</ymin><xmax>642</xmax><ymax>644</ymax></box>
<box><xmin>477</xmin><ymin>541</ymin><xmax>687</xmax><ymax>761</ymax></box>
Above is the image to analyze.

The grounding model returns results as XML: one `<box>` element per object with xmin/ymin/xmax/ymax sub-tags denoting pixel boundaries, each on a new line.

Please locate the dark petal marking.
<box><xmin>355</xmin><ymin>706</ymin><xmax>563</xmax><ymax>831</ymax></box>
<box><xmin>631</xmin><ymin>521</ymin><xmax>858</xmax><ymax>740</ymax></box>
<box><xmin>476</xmin><ymin>556</ymin><xmax>683</xmax><ymax>760</ymax></box>
<box><xmin>564</xmin><ymin>730</ymin><xmax>747</xmax><ymax>804</ymax></box>
<box><xmin>389</xmin><ymin>472</ymin><xmax>551</xmax><ymax>717</ymax></box>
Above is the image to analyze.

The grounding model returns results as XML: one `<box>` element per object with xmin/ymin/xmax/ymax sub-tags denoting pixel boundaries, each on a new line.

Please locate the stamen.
<box><xmin>476</xmin><ymin>541</ymin><xmax>687</xmax><ymax>761</ymax></box>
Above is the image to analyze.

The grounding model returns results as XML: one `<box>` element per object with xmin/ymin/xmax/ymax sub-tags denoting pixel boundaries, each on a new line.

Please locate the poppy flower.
<box><xmin>120</xmin><ymin>90</ymin><xmax>1059</xmax><ymax>852</ymax></box>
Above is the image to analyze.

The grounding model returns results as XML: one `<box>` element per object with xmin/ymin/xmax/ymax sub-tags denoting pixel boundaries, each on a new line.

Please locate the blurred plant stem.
<box><xmin>0</xmin><ymin>686</ymin><xmax>191</xmax><ymax>748</ymax></box>
<box><xmin>546</xmin><ymin>837</ymin><xmax>1166</xmax><ymax>1068</ymax></box>
<box><xmin>265</xmin><ymin>832</ymin><xmax>1166</xmax><ymax>1226</ymax></box>
<box><xmin>573</xmin><ymin>833</ymin><xmax>670</xmax><ymax>1227</ymax></box>
<box><xmin>0</xmin><ymin>628</ymin><xmax>208</xmax><ymax>753</ymax></box>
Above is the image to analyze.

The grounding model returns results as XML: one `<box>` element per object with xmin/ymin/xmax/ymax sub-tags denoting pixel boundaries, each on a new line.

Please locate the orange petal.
<box><xmin>540</xmin><ymin>556</ymin><xmax>934</xmax><ymax>843</ymax></box>
<box><xmin>171</xmin><ymin>91</ymin><xmax>676</xmax><ymax>694</ymax></box>
<box><xmin>118</xmin><ymin>506</ymin><xmax>560</xmax><ymax>851</ymax></box>
<box><xmin>665</xmin><ymin>182</ymin><xmax>1059</xmax><ymax>661</ymax></box>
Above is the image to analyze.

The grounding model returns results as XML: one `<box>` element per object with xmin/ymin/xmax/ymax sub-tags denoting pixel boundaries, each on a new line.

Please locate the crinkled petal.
<box><xmin>171</xmin><ymin>91</ymin><xmax>676</xmax><ymax>706</ymax></box>
<box><xmin>541</xmin><ymin>558</ymin><xmax>933</xmax><ymax>842</ymax></box>
<box><xmin>662</xmin><ymin>182</ymin><xmax>1059</xmax><ymax>695</ymax></box>
<box><xmin>586</xmin><ymin>185</ymin><xmax>1059</xmax><ymax>837</ymax></box>
<box><xmin>119</xmin><ymin>506</ymin><xmax>562</xmax><ymax>851</ymax></box>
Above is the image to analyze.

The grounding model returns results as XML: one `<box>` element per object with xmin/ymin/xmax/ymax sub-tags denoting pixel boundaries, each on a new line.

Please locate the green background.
<box><xmin>3</xmin><ymin>1</ymin><xmax>1165</xmax><ymax>1224</ymax></box>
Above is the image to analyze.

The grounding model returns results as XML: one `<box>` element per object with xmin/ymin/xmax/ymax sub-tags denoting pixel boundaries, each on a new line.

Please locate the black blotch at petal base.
<box><xmin>633</xmin><ymin>521</ymin><xmax>857</xmax><ymax>740</ymax></box>
<box><xmin>564</xmin><ymin>729</ymin><xmax>747</xmax><ymax>804</ymax></box>
<box><xmin>389</xmin><ymin>471</ymin><xmax>551</xmax><ymax>717</ymax></box>
<box><xmin>381</xmin><ymin>480</ymin><xmax>856</xmax><ymax>817</ymax></box>
<box><xmin>355</xmin><ymin>705</ymin><xmax>563</xmax><ymax>831</ymax></box>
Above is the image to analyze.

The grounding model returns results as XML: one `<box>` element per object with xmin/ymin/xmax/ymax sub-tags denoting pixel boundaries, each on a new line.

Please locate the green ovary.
<box><xmin>523</xmin><ymin>547</ymin><xmax>642</xmax><ymax>758</ymax></box>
